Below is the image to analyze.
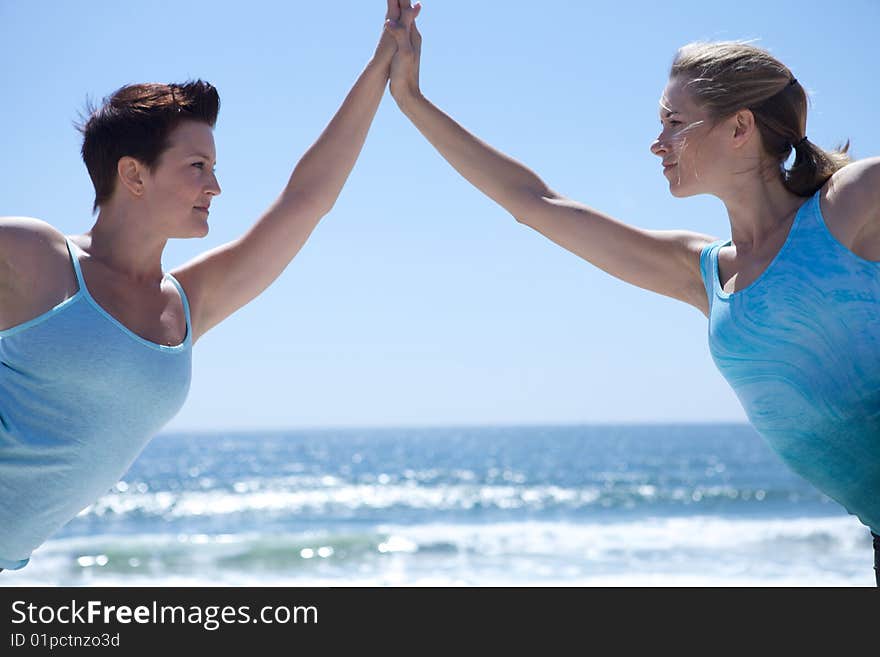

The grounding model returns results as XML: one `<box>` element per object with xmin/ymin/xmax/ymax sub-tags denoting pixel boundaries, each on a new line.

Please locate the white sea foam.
<box><xmin>3</xmin><ymin>515</ymin><xmax>871</xmax><ymax>587</ymax></box>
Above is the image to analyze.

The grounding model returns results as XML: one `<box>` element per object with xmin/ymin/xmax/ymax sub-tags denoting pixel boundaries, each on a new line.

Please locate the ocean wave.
<box><xmin>4</xmin><ymin>515</ymin><xmax>870</xmax><ymax>587</ymax></box>
<box><xmin>78</xmin><ymin>480</ymin><xmax>809</xmax><ymax>520</ymax></box>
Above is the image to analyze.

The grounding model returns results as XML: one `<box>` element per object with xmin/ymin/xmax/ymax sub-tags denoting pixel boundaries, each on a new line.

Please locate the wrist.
<box><xmin>394</xmin><ymin>87</ymin><xmax>424</xmax><ymax>114</ymax></box>
<box><xmin>365</xmin><ymin>53</ymin><xmax>392</xmax><ymax>83</ymax></box>
<box><xmin>371</xmin><ymin>39</ymin><xmax>395</xmax><ymax>70</ymax></box>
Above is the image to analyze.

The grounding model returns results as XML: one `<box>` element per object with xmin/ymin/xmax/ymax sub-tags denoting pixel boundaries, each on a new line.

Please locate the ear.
<box><xmin>731</xmin><ymin>109</ymin><xmax>756</xmax><ymax>148</ymax></box>
<box><xmin>116</xmin><ymin>156</ymin><xmax>147</xmax><ymax>198</ymax></box>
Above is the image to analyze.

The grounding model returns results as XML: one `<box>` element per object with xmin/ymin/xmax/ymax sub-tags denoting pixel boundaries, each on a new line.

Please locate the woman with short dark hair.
<box><xmin>0</xmin><ymin>2</ymin><xmax>402</xmax><ymax>572</ymax></box>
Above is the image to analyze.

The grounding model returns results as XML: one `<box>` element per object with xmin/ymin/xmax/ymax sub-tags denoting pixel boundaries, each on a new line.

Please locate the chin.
<box><xmin>191</xmin><ymin>218</ymin><xmax>211</xmax><ymax>238</ymax></box>
<box><xmin>174</xmin><ymin>224</ymin><xmax>210</xmax><ymax>239</ymax></box>
<box><xmin>668</xmin><ymin>182</ymin><xmax>699</xmax><ymax>199</ymax></box>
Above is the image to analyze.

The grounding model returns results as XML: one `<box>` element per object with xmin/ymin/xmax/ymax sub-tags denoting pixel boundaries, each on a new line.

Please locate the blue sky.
<box><xmin>2</xmin><ymin>1</ymin><xmax>878</xmax><ymax>430</ymax></box>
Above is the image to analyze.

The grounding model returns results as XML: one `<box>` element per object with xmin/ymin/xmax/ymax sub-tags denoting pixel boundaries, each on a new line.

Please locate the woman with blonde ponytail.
<box><xmin>384</xmin><ymin>1</ymin><xmax>880</xmax><ymax>584</ymax></box>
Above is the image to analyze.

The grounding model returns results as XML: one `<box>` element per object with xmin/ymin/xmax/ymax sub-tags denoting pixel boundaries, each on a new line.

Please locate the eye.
<box><xmin>192</xmin><ymin>162</ymin><xmax>205</xmax><ymax>169</ymax></box>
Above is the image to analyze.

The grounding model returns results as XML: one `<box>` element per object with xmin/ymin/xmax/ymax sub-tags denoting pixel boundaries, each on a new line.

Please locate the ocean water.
<box><xmin>2</xmin><ymin>424</ymin><xmax>874</xmax><ymax>586</ymax></box>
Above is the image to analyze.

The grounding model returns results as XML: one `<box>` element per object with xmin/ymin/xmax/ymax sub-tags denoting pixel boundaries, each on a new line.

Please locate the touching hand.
<box><xmin>384</xmin><ymin>0</ymin><xmax>422</xmax><ymax>104</ymax></box>
<box><xmin>374</xmin><ymin>0</ymin><xmax>404</xmax><ymax>65</ymax></box>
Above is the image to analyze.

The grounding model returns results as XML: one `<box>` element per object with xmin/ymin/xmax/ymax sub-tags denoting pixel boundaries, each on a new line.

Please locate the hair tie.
<box><xmin>794</xmin><ymin>136</ymin><xmax>808</xmax><ymax>148</ymax></box>
<box><xmin>789</xmin><ymin>77</ymin><xmax>798</xmax><ymax>86</ymax></box>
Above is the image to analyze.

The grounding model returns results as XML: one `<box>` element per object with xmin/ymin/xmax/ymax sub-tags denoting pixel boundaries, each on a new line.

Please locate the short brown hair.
<box><xmin>671</xmin><ymin>42</ymin><xmax>850</xmax><ymax>197</ymax></box>
<box><xmin>76</xmin><ymin>80</ymin><xmax>220</xmax><ymax>212</ymax></box>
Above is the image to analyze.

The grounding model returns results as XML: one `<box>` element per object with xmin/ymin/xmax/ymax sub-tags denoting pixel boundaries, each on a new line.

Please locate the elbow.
<box><xmin>313</xmin><ymin>200</ymin><xmax>335</xmax><ymax>220</ymax></box>
<box><xmin>512</xmin><ymin>211</ymin><xmax>533</xmax><ymax>227</ymax></box>
<box><xmin>512</xmin><ymin>188</ymin><xmax>560</xmax><ymax>227</ymax></box>
<box><xmin>297</xmin><ymin>193</ymin><xmax>334</xmax><ymax>220</ymax></box>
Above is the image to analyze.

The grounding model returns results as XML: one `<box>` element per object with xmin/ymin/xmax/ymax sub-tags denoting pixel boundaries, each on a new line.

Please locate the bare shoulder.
<box><xmin>681</xmin><ymin>230</ymin><xmax>721</xmax><ymax>253</ymax></box>
<box><xmin>650</xmin><ymin>229</ymin><xmax>719</xmax><ymax>315</ymax></box>
<box><xmin>651</xmin><ymin>229</ymin><xmax>720</xmax><ymax>266</ymax></box>
<box><xmin>819</xmin><ymin>157</ymin><xmax>880</xmax><ymax>258</ymax></box>
<box><xmin>0</xmin><ymin>218</ymin><xmax>81</xmax><ymax>331</ymax></box>
<box><xmin>0</xmin><ymin>216</ymin><xmax>68</xmax><ymax>257</ymax></box>
<box><xmin>821</xmin><ymin>157</ymin><xmax>880</xmax><ymax>227</ymax></box>
<box><xmin>0</xmin><ymin>217</ymin><xmax>71</xmax><ymax>286</ymax></box>
<box><xmin>825</xmin><ymin>155</ymin><xmax>880</xmax><ymax>188</ymax></box>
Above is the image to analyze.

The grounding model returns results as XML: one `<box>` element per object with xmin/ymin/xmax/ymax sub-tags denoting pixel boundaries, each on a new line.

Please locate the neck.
<box><xmin>718</xmin><ymin>170</ymin><xmax>805</xmax><ymax>254</ymax></box>
<box><xmin>82</xmin><ymin>202</ymin><xmax>167</xmax><ymax>284</ymax></box>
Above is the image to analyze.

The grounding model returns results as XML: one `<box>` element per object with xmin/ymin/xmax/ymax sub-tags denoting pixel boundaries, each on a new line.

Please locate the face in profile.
<box><xmin>650</xmin><ymin>76</ymin><xmax>728</xmax><ymax>198</ymax></box>
<box><xmin>141</xmin><ymin>120</ymin><xmax>222</xmax><ymax>238</ymax></box>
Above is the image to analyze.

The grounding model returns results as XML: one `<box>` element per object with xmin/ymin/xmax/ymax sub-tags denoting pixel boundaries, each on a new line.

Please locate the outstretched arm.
<box><xmin>385</xmin><ymin>4</ymin><xmax>715</xmax><ymax>314</ymax></box>
<box><xmin>174</xmin><ymin>1</ymin><xmax>402</xmax><ymax>342</ymax></box>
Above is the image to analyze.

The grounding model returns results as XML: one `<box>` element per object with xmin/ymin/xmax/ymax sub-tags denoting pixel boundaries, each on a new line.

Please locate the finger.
<box><xmin>386</xmin><ymin>0</ymin><xmax>400</xmax><ymax>21</ymax></box>
<box><xmin>413</xmin><ymin>21</ymin><xmax>422</xmax><ymax>52</ymax></box>
<box><xmin>396</xmin><ymin>0</ymin><xmax>411</xmax><ymax>16</ymax></box>
<box><xmin>410</xmin><ymin>2</ymin><xmax>421</xmax><ymax>31</ymax></box>
<box><xmin>399</xmin><ymin>0</ymin><xmax>418</xmax><ymax>29</ymax></box>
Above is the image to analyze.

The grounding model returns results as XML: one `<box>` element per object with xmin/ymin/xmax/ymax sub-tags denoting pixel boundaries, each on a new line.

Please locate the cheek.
<box><xmin>174</xmin><ymin>172</ymin><xmax>203</xmax><ymax>198</ymax></box>
<box><xmin>154</xmin><ymin>173</ymin><xmax>190</xmax><ymax>198</ymax></box>
<box><xmin>667</xmin><ymin>137</ymin><xmax>690</xmax><ymax>164</ymax></box>
<box><xmin>677</xmin><ymin>139</ymin><xmax>702</xmax><ymax>170</ymax></box>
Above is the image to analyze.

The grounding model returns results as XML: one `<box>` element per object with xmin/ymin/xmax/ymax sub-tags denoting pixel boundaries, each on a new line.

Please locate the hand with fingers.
<box><xmin>374</xmin><ymin>0</ymin><xmax>405</xmax><ymax>66</ymax></box>
<box><xmin>384</xmin><ymin>0</ymin><xmax>423</xmax><ymax>105</ymax></box>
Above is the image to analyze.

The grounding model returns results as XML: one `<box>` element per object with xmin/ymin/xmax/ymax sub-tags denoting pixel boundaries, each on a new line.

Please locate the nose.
<box><xmin>650</xmin><ymin>135</ymin><xmax>667</xmax><ymax>158</ymax></box>
<box><xmin>207</xmin><ymin>172</ymin><xmax>221</xmax><ymax>197</ymax></box>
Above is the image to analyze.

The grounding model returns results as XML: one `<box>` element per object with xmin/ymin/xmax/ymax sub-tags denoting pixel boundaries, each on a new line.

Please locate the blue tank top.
<box><xmin>699</xmin><ymin>190</ymin><xmax>880</xmax><ymax>533</ymax></box>
<box><xmin>0</xmin><ymin>238</ymin><xmax>192</xmax><ymax>569</ymax></box>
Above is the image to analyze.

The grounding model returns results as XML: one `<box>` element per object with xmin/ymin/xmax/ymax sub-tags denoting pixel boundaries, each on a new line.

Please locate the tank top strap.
<box><xmin>64</xmin><ymin>237</ymin><xmax>88</xmax><ymax>291</ymax></box>
<box><xmin>63</xmin><ymin>237</ymin><xmax>192</xmax><ymax>346</ymax></box>
<box><xmin>164</xmin><ymin>273</ymin><xmax>192</xmax><ymax>337</ymax></box>
<box><xmin>800</xmin><ymin>188</ymin><xmax>839</xmax><ymax>239</ymax></box>
<box><xmin>699</xmin><ymin>238</ymin><xmax>728</xmax><ymax>308</ymax></box>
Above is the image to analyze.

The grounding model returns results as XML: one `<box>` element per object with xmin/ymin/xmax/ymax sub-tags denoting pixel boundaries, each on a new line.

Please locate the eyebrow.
<box><xmin>188</xmin><ymin>152</ymin><xmax>217</xmax><ymax>163</ymax></box>
<box><xmin>659</xmin><ymin>109</ymin><xmax>680</xmax><ymax>119</ymax></box>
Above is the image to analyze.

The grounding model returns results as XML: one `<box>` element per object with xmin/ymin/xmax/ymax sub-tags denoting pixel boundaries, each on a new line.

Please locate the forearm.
<box><xmin>398</xmin><ymin>92</ymin><xmax>554</xmax><ymax>219</ymax></box>
<box><xmin>280</xmin><ymin>55</ymin><xmax>391</xmax><ymax>216</ymax></box>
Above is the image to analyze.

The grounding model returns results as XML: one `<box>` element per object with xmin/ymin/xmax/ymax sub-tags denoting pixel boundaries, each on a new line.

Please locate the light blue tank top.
<box><xmin>700</xmin><ymin>190</ymin><xmax>880</xmax><ymax>533</ymax></box>
<box><xmin>0</xmin><ymin>238</ymin><xmax>192</xmax><ymax>569</ymax></box>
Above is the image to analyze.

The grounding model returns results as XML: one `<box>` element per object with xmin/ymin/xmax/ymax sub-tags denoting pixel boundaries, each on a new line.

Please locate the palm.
<box><xmin>387</xmin><ymin>1</ymin><xmax>422</xmax><ymax>101</ymax></box>
<box><xmin>390</xmin><ymin>47</ymin><xmax>416</xmax><ymax>94</ymax></box>
<box><xmin>375</xmin><ymin>0</ymin><xmax>402</xmax><ymax>60</ymax></box>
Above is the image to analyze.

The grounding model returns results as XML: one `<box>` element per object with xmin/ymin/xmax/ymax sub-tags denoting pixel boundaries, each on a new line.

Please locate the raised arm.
<box><xmin>173</xmin><ymin>1</ymin><xmax>402</xmax><ymax>342</ymax></box>
<box><xmin>385</xmin><ymin>5</ymin><xmax>716</xmax><ymax>315</ymax></box>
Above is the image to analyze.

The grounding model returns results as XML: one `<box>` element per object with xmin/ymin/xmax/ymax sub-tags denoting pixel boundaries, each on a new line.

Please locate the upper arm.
<box><xmin>516</xmin><ymin>194</ymin><xmax>717</xmax><ymax>314</ymax></box>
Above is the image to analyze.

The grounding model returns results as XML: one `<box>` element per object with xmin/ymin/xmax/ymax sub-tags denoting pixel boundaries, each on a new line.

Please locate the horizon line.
<box><xmin>159</xmin><ymin>419</ymin><xmax>754</xmax><ymax>436</ymax></box>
